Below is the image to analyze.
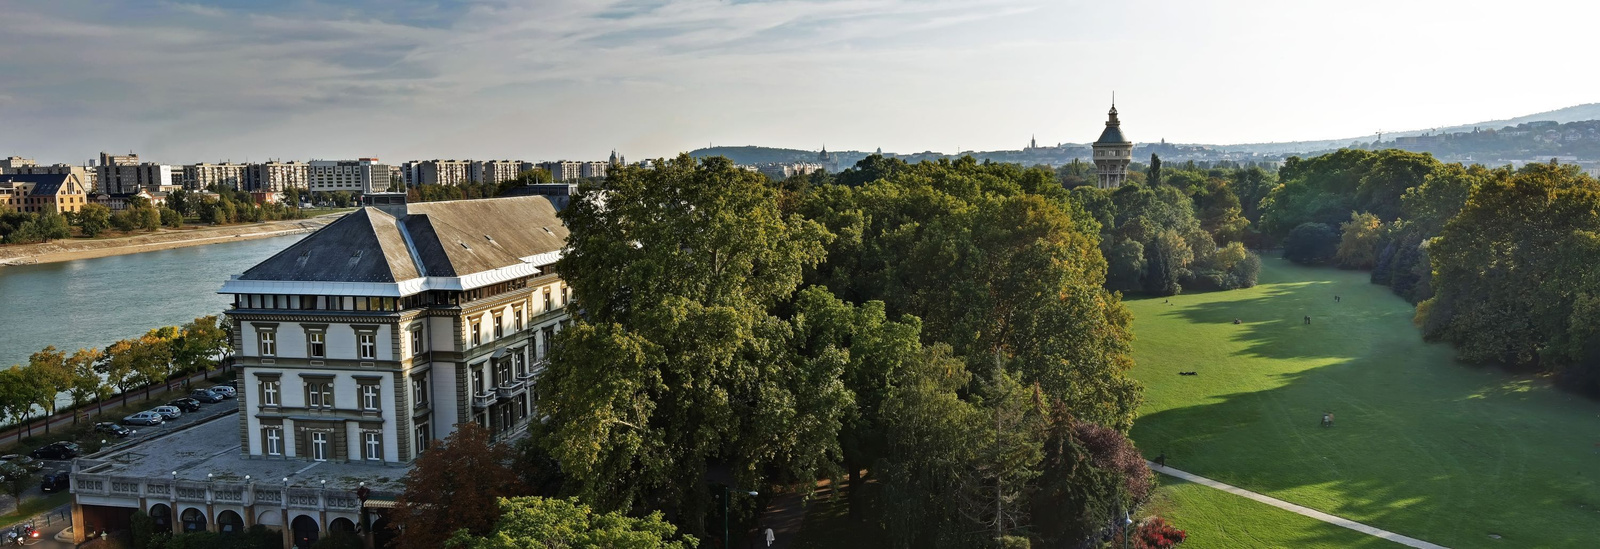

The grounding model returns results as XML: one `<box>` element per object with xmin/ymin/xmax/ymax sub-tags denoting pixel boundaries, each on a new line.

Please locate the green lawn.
<box><xmin>1128</xmin><ymin>258</ymin><xmax>1600</xmax><ymax>548</ymax></box>
<box><xmin>1145</xmin><ymin>474</ymin><xmax>1395</xmax><ymax>548</ymax></box>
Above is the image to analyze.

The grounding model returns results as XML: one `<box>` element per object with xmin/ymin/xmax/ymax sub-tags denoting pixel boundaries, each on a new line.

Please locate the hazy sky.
<box><xmin>3</xmin><ymin>0</ymin><xmax>1596</xmax><ymax>165</ymax></box>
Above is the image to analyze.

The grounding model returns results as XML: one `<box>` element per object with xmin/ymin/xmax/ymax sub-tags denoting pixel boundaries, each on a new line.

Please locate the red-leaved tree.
<box><xmin>390</xmin><ymin>423</ymin><xmax>524</xmax><ymax>549</ymax></box>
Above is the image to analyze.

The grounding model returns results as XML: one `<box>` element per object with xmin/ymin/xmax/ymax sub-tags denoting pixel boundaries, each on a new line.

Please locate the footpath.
<box><xmin>1149</xmin><ymin>462</ymin><xmax>1449</xmax><ymax>549</ymax></box>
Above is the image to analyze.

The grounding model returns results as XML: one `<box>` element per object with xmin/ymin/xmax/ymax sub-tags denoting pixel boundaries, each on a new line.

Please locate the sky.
<box><xmin>3</xmin><ymin>0</ymin><xmax>1597</xmax><ymax>165</ymax></box>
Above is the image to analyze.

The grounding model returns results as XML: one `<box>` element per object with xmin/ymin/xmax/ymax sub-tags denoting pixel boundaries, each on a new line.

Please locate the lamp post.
<box><xmin>722</xmin><ymin>485</ymin><xmax>759</xmax><ymax>549</ymax></box>
<box><xmin>1123</xmin><ymin>511</ymin><xmax>1133</xmax><ymax>549</ymax></box>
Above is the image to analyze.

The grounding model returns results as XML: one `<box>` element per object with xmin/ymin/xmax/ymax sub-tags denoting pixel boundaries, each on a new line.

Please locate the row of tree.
<box><xmin>0</xmin><ymin>316</ymin><xmax>229</xmax><ymax>439</ymax></box>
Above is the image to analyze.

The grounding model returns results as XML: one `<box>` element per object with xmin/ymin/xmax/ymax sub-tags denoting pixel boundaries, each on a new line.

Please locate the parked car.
<box><xmin>123</xmin><ymin>411</ymin><xmax>163</xmax><ymax>426</ymax></box>
<box><xmin>152</xmin><ymin>406</ymin><xmax>182</xmax><ymax>420</ymax></box>
<box><xmin>0</xmin><ymin>455</ymin><xmax>42</xmax><ymax>473</ymax></box>
<box><xmin>29</xmin><ymin>442</ymin><xmax>79</xmax><ymax>460</ymax></box>
<box><xmin>168</xmin><ymin>398</ymin><xmax>201</xmax><ymax>412</ymax></box>
<box><xmin>94</xmin><ymin>422</ymin><xmax>135</xmax><ymax>438</ymax></box>
<box><xmin>190</xmin><ymin>389</ymin><xmax>223</xmax><ymax>403</ymax></box>
<box><xmin>208</xmin><ymin>385</ymin><xmax>237</xmax><ymax>398</ymax></box>
<box><xmin>40</xmin><ymin>471</ymin><xmax>69</xmax><ymax>493</ymax></box>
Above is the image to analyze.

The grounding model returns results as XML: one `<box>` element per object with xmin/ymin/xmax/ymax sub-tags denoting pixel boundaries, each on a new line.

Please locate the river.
<box><xmin>0</xmin><ymin>234</ymin><xmax>305</xmax><ymax>370</ymax></box>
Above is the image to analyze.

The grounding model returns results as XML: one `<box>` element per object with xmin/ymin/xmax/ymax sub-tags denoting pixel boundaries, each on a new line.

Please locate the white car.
<box><xmin>208</xmin><ymin>385</ymin><xmax>237</xmax><ymax>398</ymax></box>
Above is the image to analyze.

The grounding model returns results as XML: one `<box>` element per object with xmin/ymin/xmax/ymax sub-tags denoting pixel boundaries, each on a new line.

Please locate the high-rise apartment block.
<box><xmin>537</xmin><ymin>160</ymin><xmax>610</xmax><ymax>181</ymax></box>
<box><xmin>471</xmin><ymin>160</ymin><xmax>522</xmax><ymax>185</ymax></box>
<box><xmin>184</xmin><ymin>162</ymin><xmax>249</xmax><ymax>191</ymax></box>
<box><xmin>97</xmin><ymin>152</ymin><xmax>174</xmax><ymax>195</ymax></box>
<box><xmin>309</xmin><ymin>159</ymin><xmax>392</xmax><ymax>194</ymax></box>
<box><xmin>410</xmin><ymin>160</ymin><xmax>472</xmax><ymax>186</ymax></box>
<box><xmin>247</xmin><ymin>161</ymin><xmax>309</xmax><ymax>192</ymax></box>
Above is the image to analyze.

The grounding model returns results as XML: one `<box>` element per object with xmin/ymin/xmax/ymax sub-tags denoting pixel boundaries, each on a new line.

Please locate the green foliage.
<box><xmin>1260</xmin><ymin>149</ymin><xmax>1442</xmax><ymax>237</ymax></box>
<box><xmin>78</xmin><ymin>203</ymin><xmax>112</xmax><ymax>237</ymax></box>
<box><xmin>1419</xmin><ymin>163</ymin><xmax>1600</xmax><ymax>391</ymax></box>
<box><xmin>4</xmin><ymin>211</ymin><xmax>72</xmax><ymax>244</ymax></box>
<box><xmin>159</xmin><ymin>207</ymin><xmax>182</xmax><ymax>228</ymax></box>
<box><xmin>446</xmin><ymin>497</ymin><xmax>697</xmax><ymax>549</ymax></box>
<box><xmin>309</xmin><ymin>531</ymin><xmax>364</xmax><ymax>549</ymax></box>
<box><xmin>130</xmin><ymin>510</ymin><xmax>159</xmax><ymax>549</ymax></box>
<box><xmin>1335</xmin><ymin>212</ymin><xmax>1383</xmax><ymax>269</ymax></box>
<box><xmin>1281</xmin><ymin>222</ymin><xmax>1338</xmax><ymax>265</ymax></box>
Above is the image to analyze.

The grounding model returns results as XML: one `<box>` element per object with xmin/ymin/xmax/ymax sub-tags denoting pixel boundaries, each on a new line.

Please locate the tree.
<box><xmin>1336</xmin><ymin>212</ymin><xmax>1383</xmax><ymax>269</ymax></box>
<box><xmin>392</xmin><ymin>422</ymin><xmax>522</xmax><ymax>549</ymax></box>
<box><xmin>1146</xmin><ymin>154</ymin><xmax>1162</xmax><ymax>187</ymax></box>
<box><xmin>1142</xmin><ymin>229</ymin><xmax>1191</xmax><ymax>296</ymax></box>
<box><xmin>26</xmin><ymin>346</ymin><xmax>71</xmax><ymax>434</ymax></box>
<box><xmin>100</xmin><ymin>339</ymin><xmax>144</xmax><ymax>396</ymax></box>
<box><xmin>78</xmin><ymin>203</ymin><xmax>112</xmax><ymax>237</ymax></box>
<box><xmin>66</xmin><ymin>348</ymin><xmax>105</xmax><ymax>423</ymax></box>
<box><xmin>0</xmin><ymin>369</ymin><xmax>37</xmax><ymax>440</ymax></box>
<box><xmin>1030</xmin><ymin>400</ymin><xmax>1152</xmax><ymax>548</ymax></box>
<box><xmin>1282</xmin><ymin>222</ymin><xmax>1338</xmax><ymax>265</ymax></box>
<box><xmin>445</xmin><ymin>497</ymin><xmax>698</xmax><ymax>549</ymax></box>
<box><xmin>160</xmin><ymin>207</ymin><xmax>182</xmax><ymax>228</ymax></box>
<box><xmin>876</xmin><ymin>344</ymin><xmax>984</xmax><ymax>548</ymax></box>
<box><xmin>131</xmin><ymin>331</ymin><xmax>176</xmax><ymax>400</ymax></box>
<box><xmin>131</xmin><ymin>510</ymin><xmax>161</xmax><ymax>549</ymax></box>
<box><xmin>539</xmin><ymin>154</ymin><xmax>840</xmax><ymax>525</ymax></box>
<box><xmin>172</xmin><ymin>316</ymin><xmax>227</xmax><ymax>378</ymax></box>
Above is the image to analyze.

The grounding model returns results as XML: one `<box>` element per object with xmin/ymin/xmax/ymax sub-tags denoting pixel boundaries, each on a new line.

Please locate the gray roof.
<box><xmin>0</xmin><ymin>173</ymin><xmax>77</xmax><ymax>196</ymax></box>
<box><xmin>239</xmin><ymin>196</ymin><xmax>567</xmax><ymax>284</ymax></box>
<box><xmin>1096</xmin><ymin>125</ymin><xmax>1129</xmax><ymax>145</ymax></box>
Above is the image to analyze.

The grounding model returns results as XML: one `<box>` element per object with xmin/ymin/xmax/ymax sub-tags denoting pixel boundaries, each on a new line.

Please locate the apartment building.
<box><xmin>412</xmin><ymin>160</ymin><xmax>472</xmax><ymax>186</ymax></box>
<box><xmin>537</xmin><ymin>161</ymin><xmax>583</xmax><ymax>182</ymax></box>
<box><xmin>97</xmin><ymin>152</ymin><xmax>174</xmax><ymax>195</ymax></box>
<box><xmin>308</xmin><ymin>159</ymin><xmax>392</xmax><ymax>194</ymax></box>
<box><xmin>471</xmin><ymin>160</ymin><xmax>522</xmax><ymax>185</ymax></box>
<box><xmin>185</xmin><ymin>162</ymin><xmax>249</xmax><ymax>191</ymax></box>
<box><xmin>247</xmin><ymin>161</ymin><xmax>309</xmax><ymax>192</ymax></box>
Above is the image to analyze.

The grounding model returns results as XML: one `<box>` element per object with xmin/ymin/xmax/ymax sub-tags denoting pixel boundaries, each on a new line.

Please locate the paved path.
<box><xmin>1150</xmin><ymin>462</ymin><xmax>1448</xmax><ymax>549</ymax></box>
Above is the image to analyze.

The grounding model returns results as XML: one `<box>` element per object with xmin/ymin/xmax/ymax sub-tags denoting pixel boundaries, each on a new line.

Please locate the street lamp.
<box><xmin>722</xmin><ymin>485</ymin><xmax>759</xmax><ymax>549</ymax></box>
<box><xmin>1123</xmin><ymin>511</ymin><xmax>1133</xmax><ymax>549</ymax></box>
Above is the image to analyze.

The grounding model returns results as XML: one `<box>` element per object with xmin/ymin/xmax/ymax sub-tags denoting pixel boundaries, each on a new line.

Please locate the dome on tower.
<box><xmin>1095</xmin><ymin>105</ymin><xmax>1130</xmax><ymax>145</ymax></box>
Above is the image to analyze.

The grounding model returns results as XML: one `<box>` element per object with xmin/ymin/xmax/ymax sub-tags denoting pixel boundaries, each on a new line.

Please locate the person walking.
<box><xmin>765</xmin><ymin>526</ymin><xmax>776</xmax><ymax>548</ymax></box>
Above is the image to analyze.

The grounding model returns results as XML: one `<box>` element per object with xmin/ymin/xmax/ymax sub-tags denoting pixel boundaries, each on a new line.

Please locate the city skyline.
<box><xmin>3</xmin><ymin>0</ymin><xmax>1597</xmax><ymax>164</ymax></box>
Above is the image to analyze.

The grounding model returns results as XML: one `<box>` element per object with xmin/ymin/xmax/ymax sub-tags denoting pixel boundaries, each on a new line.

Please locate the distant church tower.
<box><xmin>1092</xmin><ymin>101</ymin><xmax>1134</xmax><ymax>188</ymax></box>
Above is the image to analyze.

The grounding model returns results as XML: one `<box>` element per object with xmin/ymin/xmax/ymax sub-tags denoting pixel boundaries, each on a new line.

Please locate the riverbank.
<box><xmin>0</xmin><ymin>212</ymin><xmax>346</xmax><ymax>266</ymax></box>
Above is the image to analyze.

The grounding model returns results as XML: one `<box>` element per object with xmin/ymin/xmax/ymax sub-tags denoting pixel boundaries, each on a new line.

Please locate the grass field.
<box><xmin>1127</xmin><ymin>258</ymin><xmax>1600</xmax><ymax>548</ymax></box>
<box><xmin>1143</xmin><ymin>474</ymin><xmax>1394</xmax><ymax>548</ymax></box>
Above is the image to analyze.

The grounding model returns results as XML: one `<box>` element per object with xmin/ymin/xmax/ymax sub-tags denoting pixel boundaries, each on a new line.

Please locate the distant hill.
<box><xmin>1219</xmin><ymin>103</ymin><xmax>1600</xmax><ymax>154</ymax></box>
<box><xmin>689</xmin><ymin>146</ymin><xmax>836</xmax><ymax>165</ymax></box>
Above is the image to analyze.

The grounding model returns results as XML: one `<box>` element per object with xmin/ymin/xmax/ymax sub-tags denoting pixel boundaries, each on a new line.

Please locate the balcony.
<box><xmin>472</xmin><ymin>391</ymin><xmax>497</xmax><ymax>410</ymax></box>
<box><xmin>516</xmin><ymin>370</ymin><xmax>535</xmax><ymax>382</ymax></box>
<box><xmin>496</xmin><ymin>379</ymin><xmax>525</xmax><ymax>399</ymax></box>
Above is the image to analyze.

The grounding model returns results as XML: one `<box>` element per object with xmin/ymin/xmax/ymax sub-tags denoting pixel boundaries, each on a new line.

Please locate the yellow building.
<box><xmin>0</xmin><ymin>173</ymin><xmax>91</xmax><ymax>214</ymax></box>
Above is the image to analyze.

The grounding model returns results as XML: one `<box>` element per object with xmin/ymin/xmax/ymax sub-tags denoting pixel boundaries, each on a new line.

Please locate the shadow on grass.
<box><xmin>1130</xmin><ymin>262</ymin><xmax>1600</xmax><ymax>548</ymax></box>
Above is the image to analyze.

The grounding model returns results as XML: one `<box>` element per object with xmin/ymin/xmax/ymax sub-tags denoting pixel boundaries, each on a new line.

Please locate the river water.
<box><xmin>0</xmin><ymin>235</ymin><xmax>305</xmax><ymax>370</ymax></box>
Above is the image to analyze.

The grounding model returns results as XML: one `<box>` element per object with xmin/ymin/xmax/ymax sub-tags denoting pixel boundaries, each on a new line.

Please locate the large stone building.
<box><xmin>308</xmin><ymin>159</ymin><xmax>392</xmax><ymax>194</ymax></box>
<box><xmin>0</xmin><ymin>173</ymin><xmax>91</xmax><ymax>214</ymax></box>
<box><xmin>71</xmin><ymin>195</ymin><xmax>570</xmax><ymax>547</ymax></box>
<box><xmin>1092</xmin><ymin>103</ymin><xmax>1135</xmax><ymax>188</ymax></box>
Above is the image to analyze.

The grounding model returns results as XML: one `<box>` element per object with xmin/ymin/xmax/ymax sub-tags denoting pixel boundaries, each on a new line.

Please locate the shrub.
<box><xmin>1282</xmin><ymin>222</ymin><xmax>1338</xmax><ymax>265</ymax></box>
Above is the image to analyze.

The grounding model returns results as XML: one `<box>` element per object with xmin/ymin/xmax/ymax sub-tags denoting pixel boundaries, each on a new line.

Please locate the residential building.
<box><xmin>0</xmin><ymin>156</ymin><xmax>35</xmax><ymax>172</ymax></box>
<box><xmin>247</xmin><ymin>161</ymin><xmax>309</xmax><ymax>192</ymax></box>
<box><xmin>6</xmin><ymin>163</ymin><xmax>97</xmax><ymax>190</ymax></box>
<box><xmin>0</xmin><ymin>173</ymin><xmax>91</xmax><ymax>214</ymax></box>
<box><xmin>308</xmin><ymin>159</ymin><xmax>392</xmax><ymax>194</ymax></box>
<box><xmin>412</xmin><ymin>159</ymin><xmax>472</xmax><ymax>186</ymax></box>
<box><xmin>185</xmin><ymin>162</ymin><xmax>249</xmax><ymax>191</ymax></box>
<box><xmin>579</xmin><ymin>161</ymin><xmax>608</xmax><ymax>179</ymax></box>
<box><xmin>498</xmin><ymin>183</ymin><xmax>580</xmax><ymax>210</ymax></box>
<box><xmin>471</xmin><ymin>160</ymin><xmax>522</xmax><ymax>185</ymax></box>
<box><xmin>756</xmin><ymin>162</ymin><xmax>823</xmax><ymax>180</ymax></box>
<box><xmin>537</xmin><ymin>161</ymin><xmax>582</xmax><ymax>182</ymax></box>
<box><xmin>70</xmin><ymin>195</ymin><xmax>570</xmax><ymax>547</ymax></box>
<box><xmin>1092</xmin><ymin>103</ymin><xmax>1134</xmax><ymax>188</ymax></box>
<box><xmin>97</xmin><ymin>152</ymin><xmax>174</xmax><ymax>195</ymax></box>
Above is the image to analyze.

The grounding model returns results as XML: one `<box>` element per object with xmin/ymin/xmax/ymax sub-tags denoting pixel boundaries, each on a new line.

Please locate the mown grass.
<box><xmin>1128</xmin><ymin>258</ymin><xmax>1600</xmax><ymax>548</ymax></box>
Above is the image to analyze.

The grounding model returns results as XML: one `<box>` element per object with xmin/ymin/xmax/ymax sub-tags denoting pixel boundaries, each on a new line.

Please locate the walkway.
<box><xmin>1149</xmin><ymin>462</ymin><xmax>1448</xmax><ymax>549</ymax></box>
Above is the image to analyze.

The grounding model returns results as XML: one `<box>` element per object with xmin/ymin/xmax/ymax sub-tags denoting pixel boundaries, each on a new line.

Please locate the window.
<box><xmin>472</xmin><ymin>370</ymin><xmax>484</xmax><ymax>395</ymax></box>
<box><xmin>514</xmin><ymin>310</ymin><xmax>524</xmax><ymax>331</ymax></box>
<box><xmin>562</xmin><ymin>284</ymin><xmax>570</xmax><ymax>307</ymax></box>
<box><xmin>494</xmin><ymin>314</ymin><xmax>503</xmax><ymax>339</ymax></box>
<box><xmin>415</xmin><ymin>423</ymin><xmax>430</xmax><ymax>454</ymax></box>
<box><xmin>364</xmin><ymin>433</ymin><xmax>382</xmax><ymax>460</ymax></box>
<box><xmin>543</xmin><ymin>287</ymin><xmax>552</xmax><ymax>311</ymax></box>
<box><xmin>412</xmin><ymin>376</ymin><xmax>428</xmax><ymax>408</ymax></box>
<box><xmin>265</xmin><ymin>429</ymin><xmax>282</xmax><ymax>456</ymax></box>
<box><xmin>307</xmin><ymin>382</ymin><xmax>333</xmax><ymax>409</ymax></box>
<box><xmin>471</xmin><ymin>323</ymin><xmax>482</xmax><ymax>346</ymax></box>
<box><xmin>307</xmin><ymin>332</ymin><xmax>325</xmax><ymax>358</ymax></box>
<box><xmin>359</xmin><ymin>334</ymin><xmax>376</xmax><ymax>360</ymax></box>
<box><xmin>259</xmin><ymin>331</ymin><xmax>276</xmax><ymax>356</ymax></box>
<box><xmin>311</xmin><ymin>432</ymin><xmax>328</xmax><ymax>461</ymax></box>
<box><xmin>410</xmin><ymin>328</ymin><xmax>424</xmax><ymax>355</ymax></box>
<box><xmin>262</xmin><ymin>380</ymin><xmax>279</xmax><ymax>406</ymax></box>
<box><xmin>361</xmin><ymin>385</ymin><xmax>380</xmax><ymax>411</ymax></box>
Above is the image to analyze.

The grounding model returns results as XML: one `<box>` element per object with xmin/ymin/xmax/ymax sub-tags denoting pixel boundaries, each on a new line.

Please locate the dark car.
<box><xmin>168</xmin><ymin>398</ymin><xmax>201</xmax><ymax>412</ymax></box>
<box><xmin>94</xmin><ymin>422</ymin><xmax>135</xmax><ymax>438</ymax></box>
<box><xmin>40</xmin><ymin>471</ymin><xmax>69</xmax><ymax>493</ymax></box>
<box><xmin>190</xmin><ymin>389</ymin><xmax>223</xmax><ymax>404</ymax></box>
<box><xmin>29</xmin><ymin>442</ymin><xmax>80</xmax><ymax>460</ymax></box>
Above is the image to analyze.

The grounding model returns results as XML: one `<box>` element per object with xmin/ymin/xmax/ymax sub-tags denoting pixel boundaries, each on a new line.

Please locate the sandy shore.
<box><xmin>0</xmin><ymin>213</ymin><xmax>345</xmax><ymax>267</ymax></box>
